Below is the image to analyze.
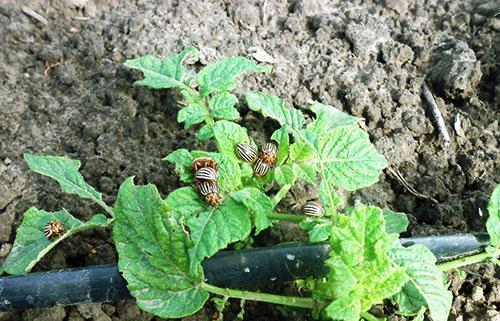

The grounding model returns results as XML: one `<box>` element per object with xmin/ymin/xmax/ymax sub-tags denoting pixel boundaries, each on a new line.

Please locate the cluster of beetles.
<box><xmin>43</xmin><ymin>141</ymin><xmax>325</xmax><ymax>240</ymax></box>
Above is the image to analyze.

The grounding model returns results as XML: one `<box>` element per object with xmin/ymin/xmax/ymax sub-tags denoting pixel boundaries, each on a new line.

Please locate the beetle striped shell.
<box><xmin>195</xmin><ymin>167</ymin><xmax>218</xmax><ymax>181</ymax></box>
<box><xmin>236</xmin><ymin>143</ymin><xmax>258</xmax><ymax>163</ymax></box>
<box><xmin>197</xmin><ymin>180</ymin><xmax>219</xmax><ymax>196</ymax></box>
<box><xmin>261</xmin><ymin>142</ymin><xmax>277</xmax><ymax>165</ymax></box>
<box><xmin>191</xmin><ymin>157</ymin><xmax>218</xmax><ymax>172</ymax></box>
<box><xmin>303</xmin><ymin>202</ymin><xmax>324</xmax><ymax>217</ymax></box>
<box><xmin>205</xmin><ymin>192</ymin><xmax>222</xmax><ymax>207</ymax></box>
<box><xmin>253</xmin><ymin>157</ymin><xmax>270</xmax><ymax>177</ymax></box>
<box><xmin>262</xmin><ymin>143</ymin><xmax>277</xmax><ymax>154</ymax></box>
<box><xmin>44</xmin><ymin>220</ymin><xmax>65</xmax><ymax>239</ymax></box>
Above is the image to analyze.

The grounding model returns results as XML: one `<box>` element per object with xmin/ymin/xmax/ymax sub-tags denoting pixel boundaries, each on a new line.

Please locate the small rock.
<box><xmin>346</xmin><ymin>20</ymin><xmax>391</xmax><ymax>62</ymax></box>
<box><xmin>57</xmin><ymin>63</ymin><xmax>76</xmax><ymax>85</ymax></box>
<box><xmin>454</xmin><ymin>113</ymin><xmax>465</xmax><ymax>137</ymax></box>
<box><xmin>248</xmin><ymin>47</ymin><xmax>276</xmax><ymax>64</ymax></box>
<box><xmin>0</xmin><ymin>243</ymin><xmax>12</xmax><ymax>258</ymax></box>
<box><xmin>427</xmin><ymin>41</ymin><xmax>482</xmax><ymax>98</ymax></box>
<box><xmin>471</xmin><ymin>285</ymin><xmax>484</xmax><ymax>301</ymax></box>
<box><xmin>84</xmin><ymin>0</ymin><xmax>97</xmax><ymax>17</ymax></box>
<box><xmin>229</xmin><ymin>0</ymin><xmax>261</xmax><ymax>31</ymax></box>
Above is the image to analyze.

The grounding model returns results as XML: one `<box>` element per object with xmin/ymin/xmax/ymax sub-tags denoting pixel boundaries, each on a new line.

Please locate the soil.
<box><xmin>0</xmin><ymin>0</ymin><xmax>498</xmax><ymax>320</ymax></box>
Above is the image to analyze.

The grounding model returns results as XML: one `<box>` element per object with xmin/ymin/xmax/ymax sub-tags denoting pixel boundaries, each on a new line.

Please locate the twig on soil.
<box><xmin>386</xmin><ymin>165</ymin><xmax>437</xmax><ymax>203</ymax></box>
<box><xmin>22</xmin><ymin>7</ymin><xmax>48</xmax><ymax>26</ymax></box>
<box><xmin>422</xmin><ymin>81</ymin><xmax>451</xmax><ymax>147</ymax></box>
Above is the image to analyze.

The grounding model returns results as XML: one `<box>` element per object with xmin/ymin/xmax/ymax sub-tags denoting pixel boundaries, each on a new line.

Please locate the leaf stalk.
<box><xmin>437</xmin><ymin>247</ymin><xmax>500</xmax><ymax>272</ymax></box>
<box><xmin>201</xmin><ymin>282</ymin><xmax>316</xmax><ymax>309</ymax></box>
<box><xmin>266</xmin><ymin>211</ymin><xmax>304</xmax><ymax>223</ymax></box>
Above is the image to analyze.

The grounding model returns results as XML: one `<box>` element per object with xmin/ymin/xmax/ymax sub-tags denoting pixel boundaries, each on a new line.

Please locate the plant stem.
<box><xmin>437</xmin><ymin>247</ymin><xmax>500</xmax><ymax>272</ymax></box>
<box><xmin>97</xmin><ymin>200</ymin><xmax>114</xmax><ymax>218</ymax></box>
<box><xmin>266</xmin><ymin>212</ymin><xmax>304</xmax><ymax>223</ymax></box>
<box><xmin>361</xmin><ymin>311</ymin><xmax>383</xmax><ymax>321</ymax></box>
<box><xmin>272</xmin><ymin>184</ymin><xmax>291</xmax><ymax>207</ymax></box>
<box><xmin>201</xmin><ymin>282</ymin><xmax>315</xmax><ymax>309</ymax></box>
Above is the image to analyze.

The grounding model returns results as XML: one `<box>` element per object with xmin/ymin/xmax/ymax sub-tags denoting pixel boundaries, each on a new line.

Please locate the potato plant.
<box><xmin>1</xmin><ymin>47</ymin><xmax>499</xmax><ymax>321</ymax></box>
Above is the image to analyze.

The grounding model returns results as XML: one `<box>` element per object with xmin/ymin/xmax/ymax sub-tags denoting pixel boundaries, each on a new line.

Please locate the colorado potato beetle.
<box><xmin>303</xmin><ymin>202</ymin><xmax>324</xmax><ymax>217</ymax></box>
<box><xmin>44</xmin><ymin>219</ymin><xmax>65</xmax><ymax>239</ymax></box>
<box><xmin>191</xmin><ymin>157</ymin><xmax>218</xmax><ymax>172</ymax></box>
<box><xmin>236</xmin><ymin>143</ymin><xmax>258</xmax><ymax>163</ymax></box>
<box><xmin>196</xmin><ymin>180</ymin><xmax>219</xmax><ymax>196</ymax></box>
<box><xmin>205</xmin><ymin>191</ymin><xmax>222</xmax><ymax>207</ymax></box>
<box><xmin>253</xmin><ymin>157</ymin><xmax>270</xmax><ymax>177</ymax></box>
<box><xmin>261</xmin><ymin>142</ymin><xmax>277</xmax><ymax>165</ymax></box>
<box><xmin>195</xmin><ymin>167</ymin><xmax>218</xmax><ymax>181</ymax></box>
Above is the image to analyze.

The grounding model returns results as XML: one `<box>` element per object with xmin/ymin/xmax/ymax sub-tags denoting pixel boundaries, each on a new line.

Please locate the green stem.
<box><xmin>437</xmin><ymin>247</ymin><xmax>500</xmax><ymax>272</ymax></box>
<box><xmin>272</xmin><ymin>184</ymin><xmax>292</xmax><ymax>207</ymax></box>
<box><xmin>201</xmin><ymin>282</ymin><xmax>315</xmax><ymax>309</ymax></box>
<box><xmin>266</xmin><ymin>212</ymin><xmax>304</xmax><ymax>223</ymax></box>
<box><xmin>361</xmin><ymin>311</ymin><xmax>383</xmax><ymax>321</ymax></box>
<box><xmin>97</xmin><ymin>200</ymin><xmax>114</xmax><ymax>218</ymax></box>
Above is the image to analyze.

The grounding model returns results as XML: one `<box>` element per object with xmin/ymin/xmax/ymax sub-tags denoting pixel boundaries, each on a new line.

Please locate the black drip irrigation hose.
<box><xmin>0</xmin><ymin>233</ymin><xmax>489</xmax><ymax>312</ymax></box>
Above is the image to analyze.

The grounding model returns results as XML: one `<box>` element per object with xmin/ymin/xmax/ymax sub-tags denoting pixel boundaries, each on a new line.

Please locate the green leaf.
<box><xmin>245</xmin><ymin>91</ymin><xmax>305</xmax><ymax>130</ymax></box>
<box><xmin>271</xmin><ymin>127</ymin><xmax>290</xmax><ymax>166</ymax></box>
<box><xmin>197</xmin><ymin>57</ymin><xmax>270</xmax><ymax>94</ymax></box>
<box><xmin>113</xmin><ymin>178</ymin><xmax>208</xmax><ymax>318</ymax></box>
<box><xmin>197</xmin><ymin>124</ymin><xmax>215</xmax><ymax>141</ymax></box>
<box><xmin>213</xmin><ymin>120</ymin><xmax>250</xmax><ymax>161</ymax></box>
<box><xmin>165</xmin><ymin>187</ymin><xmax>205</xmax><ymax>218</ymax></box>
<box><xmin>187</xmin><ymin>198</ymin><xmax>251</xmax><ymax>272</ymax></box>
<box><xmin>307</xmin><ymin>126</ymin><xmax>388</xmax><ymax>191</ymax></box>
<box><xmin>307</xmin><ymin>102</ymin><xmax>358</xmax><ymax>132</ymax></box>
<box><xmin>124</xmin><ymin>46</ymin><xmax>198</xmax><ymax>89</ymax></box>
<box><xmin>313</xmin><ymin>205</ymin><xmax>406</xmax><ymax>321</ymax></box>
<box><xmin>319</xmin><ymin>180</ymin><xmax>344</xmax><ymax>214</ymax></box>
<box><xmin>299</xmin><ymin>218</ymin><xmax>331</xmax><ymax>243</ymax></box>
<box><xmin>486</xmin><ymin>184</ymin><xmax>500</xmax><ymax>246</ymax></box>
<box><xmin>290</xmin><ymin>139</ymin><xmax>315</xmax><ymax>162</ymax></box>
<box><xmin>389</xmin><ymin>244</ymin><xmax>452</xmax><ymax>321</ymax></box>
<box><xmin>24</xmin><ymin>154</ymin><xmax>103</xmax><ymax>205</ymax></box>
<box><xmin>293</xmin><ymin>163</ymin><xmax>317</xmax><ymax>184</ymax></box>
<box><xmin>163</xmin><ymin>149</ymin><xmax>194</xmax><ymax>183</ymax></box>
<box><xmin>274</xmin><ymin>165</ymin><xmax>296</xmax><ymax>185</ymax></box>
<box><xmin>383</xmin><ymin>209</ymin><xmax>409</xmax><ymax>234</ymax></box>
<box><xmin>2</xmin><ymin>209</ymin><xmax>108</xmax><ymax>275</ymax></box>
<box><xmin>231</xmin><ymin>187</ymin><xmax>273</xmax><ymax>234</ymax></box>
<box><xmin>177</xmin><ymin>104</ymin><xmax>208</xmax><ymax>129</ymax></box>
<box><xmin>209</xmin><ymin>92</ymin><xmax>240</xmax><ymax>120</ymax></box>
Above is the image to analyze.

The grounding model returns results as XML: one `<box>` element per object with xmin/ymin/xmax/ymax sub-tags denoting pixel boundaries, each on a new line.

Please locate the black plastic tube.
<box><xmin>0</xmin><ymin>233</ymin><xmax>489</xmax><ymax>312</ymax></box>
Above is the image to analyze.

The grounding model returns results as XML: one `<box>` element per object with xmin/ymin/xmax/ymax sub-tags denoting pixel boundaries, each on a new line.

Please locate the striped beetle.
<box><xmin>195</xmin><ymin>167</ymin><xmax>218</xmax><ymax>181</ymax></box>
<box><xmin>205</xmin><ymin>192</ymin><xmax>222</xmax><ymax>207</ymax></box>
<box><xmin>236</xmin><ymin>143</ymin><xmax>258</xmax><ymax>163</ymax></box>
<box><xmin>303</xmin><ymin>202</ymin><xmax>324</xmax><ymax>217</ymax></box>
<box><xmin>196</xmin><ymin>180</ymin><xmax>219</xmax><ymax>196</ymax></box>
<box><xmin>44</xmin><ymin>219</ymin><xmax>65</xmax><ymax>239</ymax></box>
<box><xmin>261</xmin><ymin>142</ymin><xmax>277</xmax><ymax>165</ymax></box>
<box><xmin>253</xmin><ymin>157</ymin><xmax>271</xmax><ymax>177</ymax></box>
<box><xmin>191</xmin><ymin>157</ymin><xmax>218</xmax><ymax>172</ymax></box>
